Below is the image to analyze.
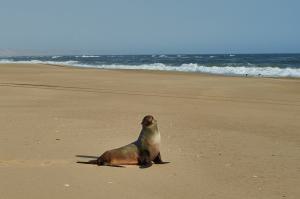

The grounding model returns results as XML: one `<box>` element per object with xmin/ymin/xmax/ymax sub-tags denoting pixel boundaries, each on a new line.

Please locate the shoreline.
<box><xmin>1</xmin><ymin>63</ymin><xmax>300</xmax><ymax>80</ymax></box>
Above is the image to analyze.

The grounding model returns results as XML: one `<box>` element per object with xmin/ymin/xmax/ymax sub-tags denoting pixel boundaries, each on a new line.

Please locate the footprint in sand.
<box><xmin>0</xmin><ymin>160</ymin><xmax>20</xmax><ymax>166</ymax></box>
<box><xmin>0</xmin><ymin>160</ymin><xmax>9</xmax><ymax>166</ymax></box>
<box><xmin>40</xmin><ymin>160</ymin><xmax>52</xmax><ymax>166</ymax></box>
<box><xmin>39</xmin><ymin>160</ymin><xmax>70</xmax><ymax>166</ymax></box>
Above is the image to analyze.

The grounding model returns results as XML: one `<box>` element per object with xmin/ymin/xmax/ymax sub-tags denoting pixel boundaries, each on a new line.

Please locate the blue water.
<box><xmin>1</xmin><ymin>54</ymin><xmax>300</xmax><ymax>77</ymax></box>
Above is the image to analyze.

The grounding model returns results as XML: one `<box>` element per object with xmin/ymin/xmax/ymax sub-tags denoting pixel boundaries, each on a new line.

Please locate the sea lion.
<box><xmin>97</xmin><ymin>115</ymin><xmax>169</xmax><ymax>168</ymax></box>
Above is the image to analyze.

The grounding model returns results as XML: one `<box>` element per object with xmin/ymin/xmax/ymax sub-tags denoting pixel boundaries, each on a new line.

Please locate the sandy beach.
<box><xmin>0</xmin><ymin>63</ymin><xmax>299</xmax><ymax>199</ymax></box>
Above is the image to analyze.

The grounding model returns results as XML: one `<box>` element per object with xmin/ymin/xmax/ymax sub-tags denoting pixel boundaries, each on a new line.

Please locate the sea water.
<box><xmin>1</xmin><ymin>54</ymin><xmax>300</xmax><ymax>77</ymax></box>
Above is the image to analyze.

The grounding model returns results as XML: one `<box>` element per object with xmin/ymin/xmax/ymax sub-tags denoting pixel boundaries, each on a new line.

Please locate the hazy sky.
<box><xmin>0</xmin><ymin>0</ymin><xmax>299</xmax><ymax>55</ymax></box>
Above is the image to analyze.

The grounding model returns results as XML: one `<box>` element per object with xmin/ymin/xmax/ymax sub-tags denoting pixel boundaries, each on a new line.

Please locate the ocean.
<box><xmin>1</xmin><ymin>54</ymin><xmax>300</xmax><ymax>77</ymax></box>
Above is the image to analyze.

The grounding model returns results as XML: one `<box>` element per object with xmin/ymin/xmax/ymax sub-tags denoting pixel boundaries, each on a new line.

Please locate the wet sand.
<box><xmin>0</xmin><ymin>64</ymin><xmax>299</xmax><ymax>199</ymax></box>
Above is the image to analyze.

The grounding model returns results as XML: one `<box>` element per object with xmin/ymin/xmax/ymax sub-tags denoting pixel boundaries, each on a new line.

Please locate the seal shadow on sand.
<box><xmin>75</xmin><ymin>155</ymin><xmax>170</xmax><ymax>169</ymax></box>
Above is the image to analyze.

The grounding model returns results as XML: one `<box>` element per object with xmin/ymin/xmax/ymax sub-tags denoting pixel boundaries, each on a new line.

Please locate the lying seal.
<box><xmin>97</xmin><ymin>115</ymin><xmax>169</xmax><ymax>168</ymax></box>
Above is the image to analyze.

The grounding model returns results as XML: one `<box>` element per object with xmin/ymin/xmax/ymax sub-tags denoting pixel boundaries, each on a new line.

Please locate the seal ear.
<box><xmin>141</xmin><ymin>115</ymin><xmax>154</xmax><ymax>127</ymax></box>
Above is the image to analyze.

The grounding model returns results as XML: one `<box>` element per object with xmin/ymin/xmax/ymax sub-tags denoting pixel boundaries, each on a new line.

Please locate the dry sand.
<box><xmin>0</xmin><ymin>64</ymin><xmax>299</xmax><ymax>199</ymax></box>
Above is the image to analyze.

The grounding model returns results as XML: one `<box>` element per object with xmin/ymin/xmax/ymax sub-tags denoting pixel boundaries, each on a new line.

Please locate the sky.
<box><xmin>0</xmin><ymin>0</ymin><xmax>299</xmax><ymax>55</ymax></box>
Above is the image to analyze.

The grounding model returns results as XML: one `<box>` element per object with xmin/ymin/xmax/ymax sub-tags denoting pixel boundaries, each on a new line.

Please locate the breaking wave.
<box><xmin>75</xmin><ymin>55</ymin><xmax>100</xmax><ymax>58</ymax></box>
<box><xmin>51</xmin><ymin>56</ymin><xmax>61</xmax><ymax>59</ymax></box>
<box><xmin>0</xmin><ymin>59</ymin><xmax>299</xmax><ymax>78</ymax></box>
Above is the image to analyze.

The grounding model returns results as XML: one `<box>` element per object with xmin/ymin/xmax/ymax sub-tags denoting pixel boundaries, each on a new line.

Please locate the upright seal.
<box><xmin>97</xmin><ymin>115</ymin><xmax>169</xmax><ymax>168</ymax></box>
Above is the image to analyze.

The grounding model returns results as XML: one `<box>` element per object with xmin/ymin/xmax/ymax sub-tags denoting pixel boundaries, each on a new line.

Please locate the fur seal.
<box><xmin>97</xmin><ymin>115</ymin><xmax>169</xmax><ymax>168</ymax></box>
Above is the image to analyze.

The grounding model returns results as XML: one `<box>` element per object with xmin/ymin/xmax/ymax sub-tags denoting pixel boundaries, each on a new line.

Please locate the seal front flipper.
<box><xmin>138</xmin><ymin>150</ymin><xmax>153</xmax><ymax>168</ymax></box>
<box><xmin>153</xmin><ymin>152</ymin><xmax>170</xmax><ymax>164</ymax></box>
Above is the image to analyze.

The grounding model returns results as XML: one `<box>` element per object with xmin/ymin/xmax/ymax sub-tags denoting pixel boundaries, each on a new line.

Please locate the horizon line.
<box><xmin>1</xmin><ymin>52</ymin><xmax>300</xmax><ymax>57</ymax></box>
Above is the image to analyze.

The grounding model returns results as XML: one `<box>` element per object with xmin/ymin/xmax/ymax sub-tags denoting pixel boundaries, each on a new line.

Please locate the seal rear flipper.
<box><xmin>153</xmin><ymin>152</ymin><xmax>170</xmax><ymax>164</ymax></box>
<box><xmin>138</xmin><ymin>150</ymin><xmax>153</xmax><ymax>169</ymax></box>
<box><xmin>76</xmin><ymin>160</ymin><xmax>98</xmax><ymax>164</ymax></box>
<box><xmin>76</xmin><ymin>155</ymin><xmax>99</xmax><ymax>159</ymax></box>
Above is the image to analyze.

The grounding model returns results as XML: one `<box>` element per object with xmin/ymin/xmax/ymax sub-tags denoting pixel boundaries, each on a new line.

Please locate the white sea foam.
<box><xmin>74</xmin><ymin>63</ymin><xmax>300</xmax><ymax>77</ymax></box>
<box><xmin>0</xmin><ymin>59</ymin><xmax>79</xmax><ymax>65</ymax></box>
<box><xmin>51</xmin><ymin>56</ymin><xmax>61</xmax><ymax>59</ymax></box>
<box><xmin>75</xmin><ymin>55</ymin><xmax>100</xmax><ymax>58</ymax></box>
<box><xmin>0</xmin><ymin>60</ymin><xmax>299</xmax><ymax>78</ymax></box>
<box><xmin>158</xmin><ymin>54</ymin><xmax>167</xmax><ymax>58</ymax></box>
<box><xmin>176</xmin><ymin>55</ymin><xmax>189</xmax><ymax>58</ymax></box>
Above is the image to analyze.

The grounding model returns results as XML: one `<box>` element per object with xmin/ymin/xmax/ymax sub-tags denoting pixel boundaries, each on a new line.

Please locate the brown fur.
<box><xmin>97</xmin><ymin>115</ymin><xmax>169</xmax><ymax>168</ymax></box>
